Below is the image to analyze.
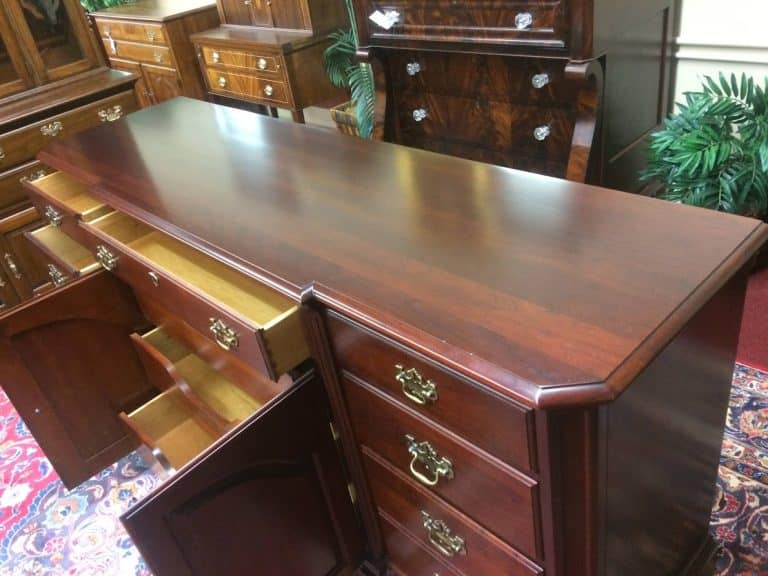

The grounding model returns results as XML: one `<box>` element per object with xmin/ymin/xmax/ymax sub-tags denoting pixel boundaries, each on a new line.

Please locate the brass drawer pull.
<box><xmin>405</xmin><ymin>434</ymin><xmax>454</xmax><ymax>487</ymax></box>
<box><xmin>19</xmin><ymin>169</ymin><xmax>47</xmax><ymax>184</ymax></box>
<box><xmin>44</xmin><ymin>205</ymin><xmax>63</xmax><ymax>227</ymax></box>
<box><xmin>396</xmin><ymin>364</ymin><xmax>437</xmax><ymax>405</ymax></box>
<box><xmin>421</xmin><ymin>511</ymin><xmax>466</xmax><ymax>557</ymax></box>
<box><xmin>218</xmin><ymin>76</ymin><xmax>228</xmax><ymax>88</ymax></box>
<box><xmin>4</xmin><ymin>253</ymin><xmax>22</xmax><ymax>279</ymax></box>
<box><xmin>47</xmin><ymin>264</ymin><xmax>67</xmax><ymax>287</ymax></box>
<box><xmin>263</xmin><ymin>84</ymin><xmax>274</xmax><ymax>97</ymax></box>
<box><xmin>257</xmin><ymin>57</ymin><xmax>268</xmax><ymax>70</ymax></box>
<box><xmin>40</xmin><ymin>121</ymin><xmax>63</xmax><ymax>137</ymax></box>
<box><xmin>98</xmin><ymin>105</ymin><xmax>123</xmax><ymax>123</ymax></box>
<box><xmin>0</xmin><ymin>147</ymin><xmax>5</xmax><ymax>161</ymax></box>
<box><xmin>209</xmin><ymin>318</ymin><xmax>239</xmax><ymax>351</ymax></box>
<box><xmin>211</xmin><ymin>50</ymin><xmax>221</xmax><ymax>63</ymax></box>
<box><xmin>95</xmin><ymin>245</ymin><xmax>118</xmax><ymax>270</ymax></box>
<box><xmin>147</xmin><ymin>270</ymin><xmax>160</xmax><ymax>287</ymax></box>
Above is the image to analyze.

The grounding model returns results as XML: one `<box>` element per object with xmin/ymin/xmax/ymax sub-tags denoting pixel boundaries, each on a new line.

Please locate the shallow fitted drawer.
<box><xmin>79</xmin><ymin>210</ymin><xmax>309</xmax><ymax>381</ymax></box>
<box><xmin>95</xmin><ymin>18</ymin><xmax>167</xmax><ymax>45</ymax></box>
<box><xmin>0</xmin><ymin>161</ymin><xmax>52</xmax><ymax>215</ymax></box>
<box><xmin>327</xmin><ymin>312</ymin><xmax>534</xmax><ymax>472</ymax></box>
<box><xmin>365</xmin><ymin>448</ymin><xmax>542</xmax><ymax>576</ymax></box>
<box><xmin>389</xmin><ymin>52</ymin><xmax>579</xmax><ymax>105</ymax></box>
<box><xmin>199</xmin><ymin>46</ymin><xmax>282</xmax><ymax>77</ymax></box>
<box><xmin>362</xmin><ymin>0</ymin><xmax>567</xmax><ymax>48</ymax></box>
<box><xmin>0</xmin><ymin>91</ymin><xmax>137</xmax><ymax>170</ymax></box>
<box><xmin>25</xmin><ymin>225</ymin><xmax>99</xmax><ymax>288</ymax></box>
<box><xmin>102</xmin><ymin>38</ymin><xmax>174</xmax><ymax>67</ymax></box>
<box><xmin>395</xmin><ymin>92</ymin><xmax>574</xmax><ymax>162</ymax></box>
<box><xmin>344</xmin><ymin>373</ymin><xmax>539</xmax><ymax>558</ymax></box>
<box><xmin>205</xmin><ymin>69</ymin><xmax>289</xmax><ymax>105</ymax></box>
<box><xmin>381</xmin><ymin>511</ymin><xmax>461</xmax><ymax>576</ymax></box>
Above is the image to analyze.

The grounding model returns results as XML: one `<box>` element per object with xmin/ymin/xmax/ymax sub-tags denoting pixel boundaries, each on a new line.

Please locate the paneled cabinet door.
<box><xmin>110</xmin><ymin>59</ymin><xmax>153</xmax><ymax>108</ymax></box>
<box><xmin>143</xmin><ymin>64</ymin><xmax>182</xmax><ymax>104</ymax></box>
<box><xmin>122</xmin><ymin>375</ymin><xmax>365</xmax><ymax>576</ymax></box>
<box><xmin>219</xmin><ymin>0</ymin><xmax>256</xmax><ymax>26</ymax></box>
<box><xmin>0</xmin><ymin>9</ymin><xmax>32</xmax><ymax>98</ymax></box>
<box><xmin>1</xmin><ymin>217</ymin><xmax>52</xmax><ymax>301</ymax></box>
<box><xmin>0</xmin><ymin>266</ymin><xmax>19</xmax><ymax>310</ymax></box>
<box><xmin>0</xmin><ymin>271</ymin><xmax>155</xmax><ymax>488</ymax></box>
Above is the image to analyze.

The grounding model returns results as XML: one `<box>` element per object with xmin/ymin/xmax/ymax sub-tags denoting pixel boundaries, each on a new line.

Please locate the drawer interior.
<box><xmin>26</xmin><ymin>172</ymin><xmax>111</xmax><ymax>221</ymax></box>
<box><xmin>28</xmin><ymin>225</ymin><xmax>100</xmax><ymax>275</ymax></box>
<box><xmin>123</xmin><ymin>327</ymin><xmax>267</xmax><ymax>472</ymax></box>
<box><xmin>89</xmin><ymin>211</ymin><xmax>296</xmax><ymax>327</ymax></box>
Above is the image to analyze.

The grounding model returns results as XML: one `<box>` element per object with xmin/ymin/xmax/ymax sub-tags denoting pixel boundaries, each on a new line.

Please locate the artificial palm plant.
<box><xmin>643</xmin><ymin>72</ymin><xmax>768</xmax><ymax>218</ymax></box>
<box><xmin>79</xmin><ymin>0</ymin><xmax>132</xmax><ymax>11</ymax></box>
<box><xmin>323</xmin><ymin>0</ymin><xmax>376</xmax><ymax>138</ymax></box>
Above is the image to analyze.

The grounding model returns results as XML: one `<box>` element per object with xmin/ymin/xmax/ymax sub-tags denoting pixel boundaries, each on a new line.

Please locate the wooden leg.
<box><xmin>291</xmin><ymin>109</ymin><xmax>305</xmax><ymax>123</ymax></box>
<box><xmin>269</xmin><ymin>106</ymin><xmax>279</xmax><ymax>118</ymax></box>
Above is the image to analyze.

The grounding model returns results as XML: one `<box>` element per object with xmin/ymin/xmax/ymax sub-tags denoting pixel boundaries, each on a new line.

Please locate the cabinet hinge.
<box><xmin>329</xmin><ymin>421</ymin><xmax>340</xmax><ymax>441</ymax></box>
<box><xmin>347</xmin><ymin>482</ymin><xmax>357</xmax><ymax>504</ymax></box>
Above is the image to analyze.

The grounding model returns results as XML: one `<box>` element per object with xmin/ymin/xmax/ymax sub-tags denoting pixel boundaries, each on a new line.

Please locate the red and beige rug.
<box><xmin>0</xmin><ymin>365</ymin><xmax>767</xmax><ymax>575</ymax></box>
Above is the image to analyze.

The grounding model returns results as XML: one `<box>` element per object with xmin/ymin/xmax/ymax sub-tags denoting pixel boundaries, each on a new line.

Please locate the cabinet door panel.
<box><xmin>122</xmin><ymin>375</ymin><xmax>364</xmax><ymax>576</ymax></box>
<box><xmin>0</xmin><ymin>271</ymin><xmax>154</xmax><ymax>488</ymax></box>
<box><xmin>0</xmin><ymin>266</ymin><xmax>19</xmax><ymax>310</ymax></box>
<box><xmin>219</xmin><ymin>0</ymin><xmax>255</xmax><ymax>26</ymax></box>
<box><xmin>1</xmin><ymin>216</ymin><xmax>51</xmax><ymax>300</ymax></box>
<box><xmin>143</xmin><ymin>63</ymin><xmax>182</xmax><ymax>104</ymax></box>
<box><xmin>111</xmin><ymin>58</ymin><xmax>152</xmax><ymax>108</ymax></box>
<box><xmin>0</xmin><ymin>6</ymin><xmax>31</xmax><ymax>97</ymax></box>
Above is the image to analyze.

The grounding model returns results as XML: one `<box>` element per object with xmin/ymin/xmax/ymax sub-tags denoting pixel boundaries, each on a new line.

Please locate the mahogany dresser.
<box><xmin>190</xmin><ymin>0</ymin><xmax>345</xmax><ymax>122</ymax></box>
<box><xmin>91</xmin><ymin>0</ymin><xmax>219</xmax><ymax>109</ymax></box>
<box><xmin>0</xmin><ymin>0</ymin><xmax>138</xmax><ymax>311</ymax></box>
<box><xmin>353</xmin><ymin>0</ymin><xmax>678</xmax><ymax>189</ymax></box>
<box><xmin>4</xmin><ymin>97</ymin><xmax>766</xmax><ymax>576</ymax></box>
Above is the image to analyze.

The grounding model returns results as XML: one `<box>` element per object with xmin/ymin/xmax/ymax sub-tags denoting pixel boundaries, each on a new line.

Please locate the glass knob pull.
<box><xmin>211</xmin><ymin>51</ymin><xmax>221</xmax><ymax>63</ymax></box>
<box><xmin>515</xmin><ymin>12</ymin><xmax>533</xmax><ymax>30</ymax></box>
<box><xmin>532</xmin><ymin>73</ymin><xmax>551</xmax><ymax>89</ymax></box>
<box><xmin>218</xmin><ymin>76</ymin><xmax>228</xmax><ymax>88</ymax></box>
<box><xmin>406</xmin><ymin>61</ymin><xmax>421</xmax><ymax>76</ymax></box>
<box><xmin>257</xmin><ymin>57</ymin><xmax>268</xmax><ymax>70</ymax></box>
<box><xmin>263</xmin><ymin>84</ymin><xmax>274</xmax><ymax>97</ymax></box>
<box><xmin>412</xmin><ymin>108</ymin><xmax>428</xmax><ymax>122</ymax></box>
<box><xmin>534</xmin><ymin>125</ymin><xmax>551</xmax><ymax>141</ymax></box>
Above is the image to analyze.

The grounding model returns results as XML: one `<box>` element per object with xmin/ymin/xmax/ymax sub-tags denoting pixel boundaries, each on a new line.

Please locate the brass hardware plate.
<box><xmin>40</xmin><ymin>121</ymin><xmax>64</xmax><ymax>137</ymax></box>
<box><xmin>209</xmin><ymin>318</ymin><xmax>239</xmax><ymax>351</ymax></box>
<box><xmin>95</xmin><ymin>245</ymin><xmax>118</xmax><ymax>271</ymax></box>
<box><xmin>19</xmin><ymin>169</ymin><xmax>47</xmax><ymax>185</ymax></box>
<box><xmin>4</xmin><ymin>253</ymin><xmax>22</xmax><ymax>280</ymax></box>
<box><xmin>44</xmin><ymin>205</ymin><xmax>63</xmax><ymax>227</ymax></box>
<box><xmin>405</xmin><ymin>434</ymin><xmax>454</xmax><ymax>487</ymax></box>
<box><xmin>421</xmin><ymin>511</ymin><xmax>466</xmax><ymax>557</ymax></box>
<box><xmin>396</xmin><ymin>364</ymin><xmax>438</xmax><ymax>405</ymax></box>
<box><xmin>47</xmin><ymin>264</ymin><xmax>67</xmax><ymax>287</ymax></box>
<box><xmin>98</xmin><ymin>105</ymin><xmax>123</xmax><ymax>123</ymax></box>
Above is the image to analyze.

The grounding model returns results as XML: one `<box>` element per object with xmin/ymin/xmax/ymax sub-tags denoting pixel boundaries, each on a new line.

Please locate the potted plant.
<box><xmin>643</xmin><ymin>72</ymin><xmax>768</xmax><ymax>218</ymax></box>
<box><xmin>323</xmin><ymin>0</ymin><xmax>376</xmax><ymax>139</ymax></box>
<box><xmin>79</xmin><ymin>0</ymin><xmax>134</xmax><ymax>10</ymax></box>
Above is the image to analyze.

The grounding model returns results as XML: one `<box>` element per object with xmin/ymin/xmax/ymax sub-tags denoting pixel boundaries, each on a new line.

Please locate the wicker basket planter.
<box><xmin>330</xmin><ymin>101</ymin><xmax>360</xmax><ymax>136</ymax></box>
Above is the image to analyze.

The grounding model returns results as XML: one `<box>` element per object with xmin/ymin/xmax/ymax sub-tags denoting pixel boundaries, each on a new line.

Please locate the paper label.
<box><xmin>369</xmin><ymin>9</ymin><xmax>400</xmax><ymax>30</ymax></box>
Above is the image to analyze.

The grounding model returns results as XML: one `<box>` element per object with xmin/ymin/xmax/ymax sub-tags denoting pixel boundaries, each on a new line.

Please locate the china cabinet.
<box><xmin>191</xmin><ymin>0</ymin><xmax>345</xmax><ymax>122</ymax></box>
<box><xmin>0</xmin><ymin>0</ymin><xmax>137</xmax><ymax>309</ymax></box>
<box><xmin>5</xmin><ymin>98</ymin><xmax>765</xmax><ymax>575</ymax></box>
<box><xmin>352</xmin><ymin>0</ymin><xmax>678</xmax><ymax>189</ymax></box>
<box><xmin>91</xmin><ymin>0</ymin><xmax>220</xmax><ymax>108</ymax></box>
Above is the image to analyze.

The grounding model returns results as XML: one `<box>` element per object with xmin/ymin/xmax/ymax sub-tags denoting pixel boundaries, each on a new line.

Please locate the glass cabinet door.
<box><xmin>8</xmin><ymin>0</ymin><xmax>97</xmax><ymax>82</ymax></box>
<box><xmin>0</xmin><ymin>9</ymin><xmax>32</xmax><ymax>97</ymax></box>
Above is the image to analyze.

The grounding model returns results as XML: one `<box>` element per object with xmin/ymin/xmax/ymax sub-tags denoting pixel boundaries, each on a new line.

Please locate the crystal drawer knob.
<box><xmin>263</xmin><ymin>84</ymin><xmax>274</xmax><ymax>97</ymax></box>
<box><xmin>153</xmin><ymin>52</ymin><xmax>163</xmax><ymax>63</ymax></box>
<box><xmin>515</xmin><ymin>12</ymin><xmax>533</xmax><ymax>30</ymax></box>
<box><xmin>257</xmin><ymin>57</ymin><xmax>268</xmax><ymax>70</ymax></box>
<box><xmin>412</xmin><ymin>108</ymin><xmax>428</xmax><ymax>122</ymax></box>
<box><xmin>532</xmin><ymin>73</ymin><xmax>550</xmax><ymax>89</ymax></box>
<box><xmin>534</xmin><ymin>125</ymin><xmax>551</xmax><ymax>141</ymax></box>
<box><xmin>218</xmin><ymin>76</ymin><xmax>227</xmax><ymax>88</ymax></box>
<box><xmin>406</xmin><ymin>61</ymin><xmax>421</xmax><ymax>76</ymax></box>
<box><xmin>147</xmin><ymin>30</ymin><xmax>157</xmax><ymax>42</ymax></box>
<box><xmin>211</xmin><ymin>51</ymin><xmax>221</xmax><ymax>63</ymax></box>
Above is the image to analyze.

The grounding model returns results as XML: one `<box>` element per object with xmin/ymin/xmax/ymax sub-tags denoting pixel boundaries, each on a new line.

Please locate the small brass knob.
<box><xmin>218</xmin><ymin>76</ymin><xmax>227</xmax><ymax>88</ymax></box>
<box><xmin>515</xmin><ymin>12</ymin><xmax>533</xmax><ymax>29</ymax></box>
<box><xmin>263</xmin><ymin>84</ymin><xmax>274</xmax><ymax>97</ymax></box>
<box><xmin>534</xmin><ymin>125</ymin><xmax>551</xmax><ymax>141</ymax></box>
<box><xmin>257</xmin><ymin>57</ymin><xmax>268</xmax><ymax>70</ymax></box>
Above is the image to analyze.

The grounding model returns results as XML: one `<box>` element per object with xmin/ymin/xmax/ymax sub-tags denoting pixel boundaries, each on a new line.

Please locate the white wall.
<box><xmin>675</xmin><ymin>0</ymin><xmax>768</xmax><ymax>101</ymax></box>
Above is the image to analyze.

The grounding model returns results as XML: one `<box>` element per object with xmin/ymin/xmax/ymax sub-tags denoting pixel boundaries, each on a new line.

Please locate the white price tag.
<box><xmin>369</xmin><ymin>9</ymin><xmax>400</xmax><ymax>30</ymax></box>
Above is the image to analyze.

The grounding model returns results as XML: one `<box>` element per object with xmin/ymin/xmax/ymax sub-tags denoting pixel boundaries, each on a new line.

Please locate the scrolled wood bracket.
<box><xmin>564</xmin><ymin>59</ymin><xmax>604</xmax><ymax>183</ymax></box>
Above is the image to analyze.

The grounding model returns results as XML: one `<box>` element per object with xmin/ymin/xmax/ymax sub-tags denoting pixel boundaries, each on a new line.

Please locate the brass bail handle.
<box><xmin>421</xmin><ymin>511</ymin><xmax>466</xmax><ymax>557</ymax></box>
<box><xmin>405</xmin><ymin>434</ymin><xmax>454</xmax><ymax>487</ymax></box>
<box><xmin>209</xmin><ymin>318</ymin><xmax>239</xmax><ymax>351</ymax></box>
<box><xmin>395</xmin><ymin>364</ymin><xmax>438</xmax><ymax>405</ymax></box>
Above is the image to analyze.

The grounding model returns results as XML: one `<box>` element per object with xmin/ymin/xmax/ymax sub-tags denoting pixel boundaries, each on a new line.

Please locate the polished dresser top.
<box><xmin>39</xmin><ymin>98</ymin><xmax>768</xmax><ymax>408</ymax></box>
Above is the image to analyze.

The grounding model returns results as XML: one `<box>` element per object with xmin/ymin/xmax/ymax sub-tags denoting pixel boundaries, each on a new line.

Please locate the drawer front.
<box><xmin>389</xmin><ymin>52</ymin><xmax>579</xmax><ymax>105</ymax></box>
<box><xmin>199</xmin><ymin>46</ymin><xmax>282</xmax><ymax>78</ymax></box>
<box><xmin>362</xmin><ymin>0</ymin><xmax>567</xmax><ymax>48</ymax></box>
<box><xmin>395</xmin><ymin>92</ymin><xmax>574</xmax><ymax>163</ymax></box>
<box><xmin>77</xmin><ymin>217</ymin><xmax>308</xmax><ymax>382</ymax></box>
<box><xmin>364</xmin><ymin>448</ymin><xmax>542</xmax><ymax>576</ymax></box>
<box><xmin>344</xmin><ymin>373</ymin><xmax>539</xmax><ymax>559</ymax></box>
<box><xmin>25</xmin><ymin>225</ymin><xmax>99</xmax><ymax>286</ymax></box>
<box><xmin>0</xmin><ymin>91</ymin><xmax>138</xmax><ymax>171</ymax></box>
<box><xmin>381</xmin><ymin>511</ymin><xmax>461</xmax><ymax>576</ymax></box>
<box><xmin>102</xmin><ymin>38</ymin><xmax>175</xmax><ymax>67</ymax></box>
<box><xmin>327</xmin><ymin>312</ymin><xmax>534</xmax><ymax>472</ymax></box>
<box><xmin>95</xmin><ymin>18</ymin><xmax>167</xmax><ymax>45</ymax></box>
<box><xmin>205</xmin><ymin>69</ymin><xmax>290</xmax><ymax>105</ymax></box>
<box><xmin>0</xmin><ymin>162</ymin><xmax>52</xmax><ymax>215</ymax></box>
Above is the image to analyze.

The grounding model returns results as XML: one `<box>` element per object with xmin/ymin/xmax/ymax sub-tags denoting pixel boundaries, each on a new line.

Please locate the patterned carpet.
<box><xmin>0</xmin><ymin>366</ymin><xmax>767</xmax><ymax>575</ymax></box>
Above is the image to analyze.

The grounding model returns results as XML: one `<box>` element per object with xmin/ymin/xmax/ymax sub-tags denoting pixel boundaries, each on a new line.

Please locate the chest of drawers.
<box><xmin>2</xmin><ymin>98</ymin><xmax>765</xmax><ymax>576</ymax></box>
<box><xmin>354</xmin><ymin>0</ymin><xmax>676</xmax><ymax>190</ymax></box>
<box><xmin>91</xmin><ymin>0</ymin><xmax>220</xmax><ymax>108</ymax></box>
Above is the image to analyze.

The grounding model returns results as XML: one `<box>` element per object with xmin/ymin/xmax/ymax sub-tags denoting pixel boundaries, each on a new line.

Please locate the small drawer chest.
<box><xmin>91</xmin><ymin>0</ymin><xmax>220</xmax><ymax>108</ymax></box>
<box><xmin>353</xmin><ymin>0</ymin><xmax>677</xmax><ymax>190</ymax></box>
